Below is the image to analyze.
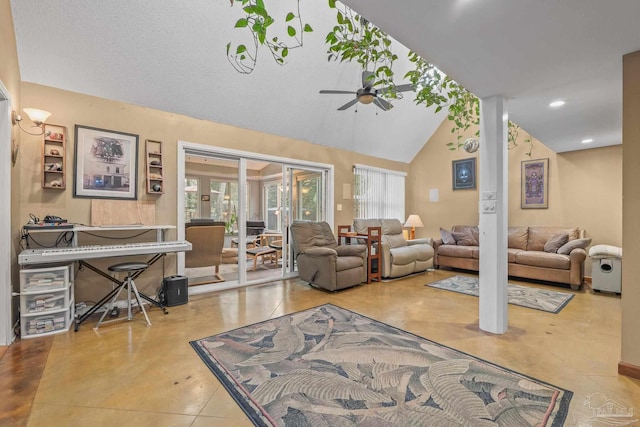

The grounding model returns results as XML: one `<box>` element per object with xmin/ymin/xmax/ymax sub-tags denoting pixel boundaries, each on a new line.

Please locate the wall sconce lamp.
<box><xmin>404</xmin><ymin>214</ymin><xmax>424</xmax><ymax>240</ymax></box>
<box><xmin>12</xmin><ymin>108</ymin><xmax>51</xmax><ymax>135</ymax></box>
<box><xmin>11</xmin><ymin>108</ymin><xmax>51</xmax><ymax>166</ymax></box>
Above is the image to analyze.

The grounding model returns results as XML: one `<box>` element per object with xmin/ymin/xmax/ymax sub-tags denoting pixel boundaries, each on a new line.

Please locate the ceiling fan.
<box><xmin>319</xmin><ymin>70</ymin><xmax>413</xmax><ymax>111</ymax></box>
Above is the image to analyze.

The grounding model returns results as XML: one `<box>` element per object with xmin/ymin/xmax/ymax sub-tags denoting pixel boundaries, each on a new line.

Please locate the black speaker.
<box><xmin>162</xmin><ymin>275</ymin><xmax>188</xmax><ymax>306</ymax></box>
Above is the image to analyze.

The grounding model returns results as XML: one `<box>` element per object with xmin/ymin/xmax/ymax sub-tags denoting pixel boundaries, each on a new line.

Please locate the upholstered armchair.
<box><xmin>290</xmin><ymin>221</ymin><xmax>367</xmax><ymax>291</ymax></box>
<box><xmin>353</xmin><ymin>218</ymin><xmax>434</xmax><ymax>279</ymax></box>
<box><xmin>185</xmin><ymin>225</ymin><xmax>226</xmax><ymax>282</ymax></box>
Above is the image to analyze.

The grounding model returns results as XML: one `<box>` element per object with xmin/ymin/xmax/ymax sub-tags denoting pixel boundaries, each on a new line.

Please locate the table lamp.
<box><xmin>404</xmin><ymin>214</ymin><xmax>424</xmax><ymax>240</ymax></box>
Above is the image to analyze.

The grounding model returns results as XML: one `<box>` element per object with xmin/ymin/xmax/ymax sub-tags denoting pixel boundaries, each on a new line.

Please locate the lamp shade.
<box><xmin>404</xmin><ymin>214</ymin><xmax>424</xmax><ymax>228</ymax></box>
<box><xmin>23</xmin><ymin>108</ymin><xmax>51</xmax><ymax>126</ymax></box>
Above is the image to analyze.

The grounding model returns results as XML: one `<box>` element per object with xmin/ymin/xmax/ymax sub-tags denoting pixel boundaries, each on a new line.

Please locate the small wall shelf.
<box><xmin>145</xmin><ymin>139</ymin><xmax>164</xmax><ymax>194</ymax></box>
<box><xmin>42</xmin><ymin>124</ymin><xmax>66</xmax><ymax>190</ymax></box>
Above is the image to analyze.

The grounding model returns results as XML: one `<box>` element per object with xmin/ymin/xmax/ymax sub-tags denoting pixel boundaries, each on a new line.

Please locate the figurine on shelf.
<box><xmin>49</xmin><ymin>148</ymin><xmax>61</xmax><ymax>156</ymax></box>
<box><xmin>46</xmin><ymin>163</ymin><xmax>62</xmax><ymax>171</ymax></box>
<box><xmin>150</xmin><ymin>160</ymin><xmax>161</xmax><ymax>166</ymax></box>
<box><xmin>50</xmin><ymin>180</ymin><xmax>63</xmax><ymax>188</ymax></box>
<box><xmin>152</xmin><ymin>184</ymin><xmax>162</xmax><ymax>192</ymax></box>
<box><xmin>149</xmin><ymin>172</ymin><xmax>163</xmax><ymax>180</ymax></box>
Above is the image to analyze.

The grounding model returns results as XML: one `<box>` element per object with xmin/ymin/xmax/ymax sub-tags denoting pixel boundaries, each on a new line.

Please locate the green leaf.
<box><xmin>328</xmin><ymin>0</ymin><xmax>336</xmax><ymax>8</ymax></box>
<box><xmin>286</xmin><ymin>12</ymin><xmax>295</xmax><ymax>22</ymax></box>
<box><xmin>226</xmin><ymin>42</ymin><xmax>231</xmax><ymax>55</ymax></box>
<box><xmin>236</xmin><ymin>44</ymin><xmax>247</xmax><ymax>54</ymax></box>
<box><xmin>282</xmin><ymin>48</ymin><xmax>289</xmax><ymax>58</ymax></box>
<box><xmin>235</xmin><ymin>18</ymin><xmax>248</xmax><ymax>28</ymax></box>
<box><xmin>287</xmin><ymin>25</ymin><xmax>296</xmax><ymax>36</ymax></box>
<box><xmin>243</xmin><ymin>4</ymin><xmax>268</xmax><ymax>18</ymax></box>
<box><xmin>304</xmin><ymin>23</ymin><xmax>313</xmax><ymax>32</ymax></box>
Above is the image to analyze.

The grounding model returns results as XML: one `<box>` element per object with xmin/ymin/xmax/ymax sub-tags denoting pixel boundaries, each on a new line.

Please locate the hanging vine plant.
<box><xmin>226</xmin><ymin>0</ymin><xmax>313</xmax><ymax>74</ymax></box>
<box><xmin>228</xmin><ymin>0</ymin><xmax>531</xmax><ymax>155</ymax></box>
<box><xmin>324</xmin><ymin>0</ymin><xmax>400</xmax><ymax>100</ymax></box>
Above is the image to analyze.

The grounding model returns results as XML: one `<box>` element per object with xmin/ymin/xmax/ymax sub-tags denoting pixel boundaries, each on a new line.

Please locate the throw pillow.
<box><xmin>451</xmin><ymin>230</ymin><xmax>479</xmax><ymax>246</ymax></box>
<box><xmin>440</xmin><ymin>228</ymin><xmax>456</xmax><ymax>245</ymax></box>
<box><xmin>471</xmin><ymin>227</ymin><xmax>480</xmax><ymax>243</ymax></box>
<box><xmin>557</xmin><ymin>238</ymin><xmax>592</xmax><ymax>255</ymax></box>
<box><xmin>544</xmin><ymin>233</ymin><xmax>569</xmax><ymax>253</ymax></box>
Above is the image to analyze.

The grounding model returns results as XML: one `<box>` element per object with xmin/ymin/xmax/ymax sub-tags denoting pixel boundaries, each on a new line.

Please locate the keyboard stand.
<box><xmin>74</xmin><ymin>253</ymin><xmax>169</xmax><ymax>331</ymax></box>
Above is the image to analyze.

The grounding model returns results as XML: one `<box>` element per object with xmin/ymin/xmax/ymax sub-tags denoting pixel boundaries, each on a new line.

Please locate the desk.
<box><xmin>19</xmin><ymin>225</ymin><xmax>186</xmax><ymax>331</ymax></box>
<box><xmin>338</xmin><ymin>225</ymin><xmax>381</xmax><ymax>284</ymax></box>
<box><xmin>23</xmin><ymin>224</ymin><xmax>175</xmax><ymax>247</ymax></box>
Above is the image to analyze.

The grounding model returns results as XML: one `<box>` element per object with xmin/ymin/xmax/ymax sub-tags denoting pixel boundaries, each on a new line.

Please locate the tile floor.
<box><xmin>2</xmin><ymin>270</ymin><xmax>639</xmax><ymax>426</ymax></box>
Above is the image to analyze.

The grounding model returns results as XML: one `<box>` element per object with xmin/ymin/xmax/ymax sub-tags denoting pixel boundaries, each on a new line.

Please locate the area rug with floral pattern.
<box><xmin>191</xmin><ymin>304</ymin><xmax>572</xmax><ymax>426</ymax></box>
<box><xmin>427</xmin><ymin>275</ymin><xmax>575</xmax><ymax>313</ymax></box>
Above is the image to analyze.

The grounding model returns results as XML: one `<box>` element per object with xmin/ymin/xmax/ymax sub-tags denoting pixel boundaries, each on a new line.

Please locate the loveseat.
<box><xmin>353</xmin><ymin>218</ymin><xmax>434</xmax><ymax>279</ymax></box>
<box><xmin>433</xmin><ymin>225</ymin><xmax>590</xmax><ymax>290</ymax></box>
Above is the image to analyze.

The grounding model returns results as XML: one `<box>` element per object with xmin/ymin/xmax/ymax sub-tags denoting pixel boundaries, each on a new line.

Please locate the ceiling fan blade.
<box><xmin>395</xmin><ymin>83</ymin><xmax>414</xmax><ymax>92</ymax></box>
<box><xmin>337</xmin><ymin>98</ymin><xmax>359</xmax><ymax>111</ymax></box>
<box><xmin>374</xmin><ymin>97</ymin><xmax>393</xmax><ymax>111</ymax></box>
<box><xmin>320</xmin><ymin>90</ymin><xmax>357</xmax><ymax>95</ymax></box>
<box><xmin>378</xmin><ymin>83</ymin><xmax>415</xmax><ymax>94</ymax></box>
<box><xmin>362</xmin><ymin>70</ymin><xmax>375</xmax><ymax>88</ymax></box>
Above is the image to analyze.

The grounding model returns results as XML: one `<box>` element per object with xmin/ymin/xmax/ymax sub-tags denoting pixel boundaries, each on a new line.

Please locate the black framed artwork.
<box><xmin>74</xmin><ymin>125</ymin><xmax>139</xmax><ymax>200</ymax></box>
<box><xmin>452</xmin><ymin>157</ymin><xmax>476</xmax><ymax>190</ymax></box>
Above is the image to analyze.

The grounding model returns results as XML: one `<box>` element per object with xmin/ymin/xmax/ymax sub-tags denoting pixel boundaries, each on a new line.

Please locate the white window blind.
<box><xmin>353</xmin><ymin>164</ymin><xmax>405</xmax><ymax>221</ymax></box>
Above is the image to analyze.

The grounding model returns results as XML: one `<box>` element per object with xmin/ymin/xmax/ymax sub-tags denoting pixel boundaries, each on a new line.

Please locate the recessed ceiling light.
<box><xmin>549</xmin><ymin>100</ymin><xmax>566</xmax><ymax>108</ymax></box>
<box><xmin>581</xmin><ymin>138</ymin><xmax>593</xmax><ymax>144</ymax></box>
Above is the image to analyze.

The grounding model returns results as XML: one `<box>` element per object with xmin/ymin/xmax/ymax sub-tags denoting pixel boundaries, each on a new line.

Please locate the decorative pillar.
<box><xmin>478</xmin><ymin>96</ymin><xmax>509</xmax><ymax>334</ymax></box>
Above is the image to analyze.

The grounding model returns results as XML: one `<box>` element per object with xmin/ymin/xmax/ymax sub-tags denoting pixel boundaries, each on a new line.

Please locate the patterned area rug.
<box><xmin>191</xmin><ymin>304</ymin><xmax>572</xmax><ymax>426</ymax></box>
<box><xmin>427</xmin><ymin>275</ymin><xmax>575</xmax><ymax>313</ymax></box>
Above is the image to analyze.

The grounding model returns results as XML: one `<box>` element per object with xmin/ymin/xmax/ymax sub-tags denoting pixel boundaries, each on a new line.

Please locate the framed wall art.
<box><xmin>452</xmin><ymin>157</ymin><xmax>476</xmax><ymax>190</ymax></box>
<box><xmin>521</xmin><ymin>158</ymin><xmax>549</xmax><ymax>209</ymax></box>
<box><xmin>74</xmin><ymin>125</ymin><xmax>139</xmax><ymax>200</ymax></box>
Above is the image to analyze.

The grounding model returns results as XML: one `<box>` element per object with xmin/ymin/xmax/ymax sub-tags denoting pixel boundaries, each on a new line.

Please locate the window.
<box><xmin>210</xmin><ymin>181</ymin><xmax>238</xmax><ymax>223</ymax></box>
<box><xmin>185</xmin><ymin>177</ymin><xmax>199</xmax><ymax>221</ymax></box>
<box><xmin>264</xmin><ymin>181</ymin><xmax>282</xmax><ymax>232</ymax></box>
<box><xmin>353</xmin><ymin>164</ymin><xmax>405</xmax><ymax>220</ymax></box>
<box><xmin>297</xmin><ymin>174</ymin><xmax>321</xmax><ymax>222</ymax></box>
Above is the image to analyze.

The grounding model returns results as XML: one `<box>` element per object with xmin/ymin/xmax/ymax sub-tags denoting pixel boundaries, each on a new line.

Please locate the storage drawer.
<box><xmin>21</xmin><ymin>289</ymin><xmax>69</xmax><ymax>314</ymax></box>
<box><xmin>20</xmin><ymin>265</ymin><xmax>70</xmax><ymax>292</ymax></box>
<box><xmin>21</xmin><ymin>311</ymin><xmax>69</xmax><ymax>338</ymax></box>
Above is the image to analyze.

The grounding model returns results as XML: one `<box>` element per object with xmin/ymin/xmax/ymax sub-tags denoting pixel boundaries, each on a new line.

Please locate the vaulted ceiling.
<box><xmin>11</xmin><ymin>1</ymin><xmax>639</xmax><ymax>163</ymax></box>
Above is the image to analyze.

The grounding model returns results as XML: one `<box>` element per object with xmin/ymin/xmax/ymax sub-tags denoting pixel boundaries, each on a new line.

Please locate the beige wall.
<box><xmin>19</xmin><ymin>82</ymin><xmax>408</xmax><ymax>301</ymax></box>
<box><xmin>408</xmin><ymin>117</ymin><xmax>622</xmax><ymax>277</ymax></box>
<box><xmin>622</xmin><ymin>51</ymin><xmax>640</xmax><ymax>368</ymax></box>
<box><xmin>1</xmin><ymin>0</ymin><xmax>23</xmax><ymax>334</ymax></box>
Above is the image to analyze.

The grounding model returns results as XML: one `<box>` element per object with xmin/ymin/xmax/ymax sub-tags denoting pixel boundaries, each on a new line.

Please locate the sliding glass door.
<box><xmin>283</xmin><ymin>166</ymin><xmax>329</xmax><ymax>273</ymax></box>
<box><xmin>178</xmin><ymin>142</ymin><xmax>333</xmax><ymax>292</ymax></box>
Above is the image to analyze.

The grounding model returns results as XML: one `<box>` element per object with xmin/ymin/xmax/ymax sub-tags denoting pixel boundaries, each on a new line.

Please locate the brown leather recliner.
<box><xmin>290</xmin><ymin>221</ymin><xmax>367</xmax><ymax>291</ymax></box>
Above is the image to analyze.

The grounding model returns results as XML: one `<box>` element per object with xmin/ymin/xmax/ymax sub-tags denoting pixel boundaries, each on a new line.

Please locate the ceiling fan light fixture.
<box><xmin>358</xmin><ymin>94</ymin><xmax>375</xmax><ymax>104</ymax></box>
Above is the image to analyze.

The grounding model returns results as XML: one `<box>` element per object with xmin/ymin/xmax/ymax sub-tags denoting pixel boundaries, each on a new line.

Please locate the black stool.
<box><xmin>96</xmin><ymin>262</ymin><xmax>151</xmax><ymax>329</ymax></box>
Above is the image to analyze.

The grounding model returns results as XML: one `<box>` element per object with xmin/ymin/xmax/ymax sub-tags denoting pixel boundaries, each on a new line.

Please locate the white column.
<box><xmin>478</xmin><ymin>96</ymin><xmax>509</xmax><ymax>334</ymax></box>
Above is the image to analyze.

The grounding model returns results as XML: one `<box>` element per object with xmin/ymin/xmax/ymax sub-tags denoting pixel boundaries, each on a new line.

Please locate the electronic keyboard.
<box><xmin>19</xmin><ymin>240</ymin><xmax>192</xmax><ymax>265</ymax></box>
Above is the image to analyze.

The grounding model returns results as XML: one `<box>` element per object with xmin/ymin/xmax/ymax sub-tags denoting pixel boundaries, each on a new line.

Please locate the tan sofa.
<box><xmin>433</xmin><ymin>225</ymin><xmax>588</xmax><ymax>290</ymax></box>
<box><xmin>353</xmin><ymin>218</ymin><xmax>434</xmax><ymax>279</ymax></box>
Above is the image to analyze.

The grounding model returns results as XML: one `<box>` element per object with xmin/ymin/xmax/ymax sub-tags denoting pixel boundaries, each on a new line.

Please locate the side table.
<box><xmin>338</xmin><ymin>225</ymin><xmax>381</xmax><ymax>284</ymax></box>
